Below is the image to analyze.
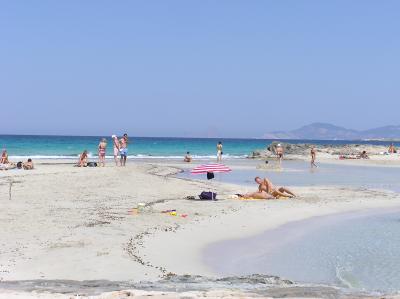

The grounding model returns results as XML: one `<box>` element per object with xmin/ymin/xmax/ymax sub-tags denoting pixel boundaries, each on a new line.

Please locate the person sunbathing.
<box><xmin>184</xmin><ymin>152</ymin><xmax>192</xmax><ymax>162</ymax></box>
<box><xmin>77</xmin><ymin>150</ymin><xmax>88</xmax><ymax>167</ymax></box>
<box><xmin>388</xmin><ymin>143</ymin><xmax>397</xmax><ymax>154</ymax></box>
<box><xmin>0</xmin><ymin>150</ymin><xmax>16</xmax><ymax>170</ymax></box>
<box><xmin>358</xmin><ymin>151</ymin><xmax>369</xmax><ymax>159</ymax></box>
<box><xmin>240</xmin><ymin>177</ymin><xmax>296</xmax><ymax>199</ymax></box>
<box><xmin>23</xmin><ymin>158</ymin><xmax>34</xmax><ymax>170</ymax></box>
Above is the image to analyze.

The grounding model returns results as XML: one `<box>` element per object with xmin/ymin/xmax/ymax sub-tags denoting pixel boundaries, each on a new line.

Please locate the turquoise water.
<box><xmin>1</xmin><ymin>135</ymin><xmax>398</xmax><ymax>159</ymax></box>
<box><xmin>205</xmin><ymin>209</ymin><xmax>400</xmax><ymax>293</ymax></box>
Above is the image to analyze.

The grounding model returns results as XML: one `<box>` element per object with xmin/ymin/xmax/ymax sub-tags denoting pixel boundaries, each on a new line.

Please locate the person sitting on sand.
<box><xmin>358</xmin><ymin>150</ymin><xmax>369</xmax><ymax>159</ymax></box>
<box><xmin>388</xmin><ymin>143</ymin><xmax>397</xmax><ymax>154</ymax></box>
<box><xmin>239</xmin><ymin>177</ymin><xmax>296</xmax><ymax>199</ymax></box>
<box><xmin>77</xmin><ymin>150</ymin><xmax>88</xmax><ymax>167</ymax></box>
<box><xmin>23</xmin><ymin>158</ymin><xmax>34</xmax><ymax>170</ymax></box>
<box><xmin>98</xmin><ymin>138</ymin><xmax>107</xmax><ymax>167</ymax></box>
<box><xmin>184</xmin><ymin>152</ymin><xmax>192</xmax><ymax>162</ymax></box>
<box><xmin>1</xmin><ymin>150</ymin><xmax>9</xmax><ymax>164</ymax></box>
<box><xmin>0</xmin><ymin>150</ymin><xmax>16</xmax><ymax>170</ymax></box>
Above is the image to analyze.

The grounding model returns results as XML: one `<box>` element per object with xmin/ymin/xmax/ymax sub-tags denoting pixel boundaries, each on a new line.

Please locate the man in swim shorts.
<box><xmin>120</xmin><ymin>133</ymin><xmax>128</xmax><ymax>166</ymax></box>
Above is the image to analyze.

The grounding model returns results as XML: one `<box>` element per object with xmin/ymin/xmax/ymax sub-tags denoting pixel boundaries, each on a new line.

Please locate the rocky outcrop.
<box><xmin>249</xmin><ymin>141</ymin><xmax>389</xmax><ymax>159</ymax></box>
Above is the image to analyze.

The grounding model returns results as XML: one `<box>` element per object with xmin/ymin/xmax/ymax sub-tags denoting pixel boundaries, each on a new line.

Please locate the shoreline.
<box><xmin>140</xmin><ymin>185</ymin><xmax>400</xmax><ymax>277</ymax></box>
<box><xmin>1</xmin><ymin>159</ymin><xmax>400</xmax><ymax>298</ymax></box>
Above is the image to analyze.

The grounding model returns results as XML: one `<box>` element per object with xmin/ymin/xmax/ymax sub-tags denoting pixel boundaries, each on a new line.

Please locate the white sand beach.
<box><xmin>1</xmin><ymin>158</ymin><xmax>400</xmax><ymax>298</ymax></box>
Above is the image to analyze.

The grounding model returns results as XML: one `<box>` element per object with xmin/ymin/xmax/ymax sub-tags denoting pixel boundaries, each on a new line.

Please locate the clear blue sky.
<box><xmin>1</xmin><ymin>1</ymin><xmax>399</xmax><ymax>137</ymax></box>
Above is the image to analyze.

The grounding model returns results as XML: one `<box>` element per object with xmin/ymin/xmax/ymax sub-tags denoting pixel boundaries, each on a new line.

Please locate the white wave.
<box><xmin>9</xmin><ymin>155</ymin><xmax>78</xmax><ymax>160</ymax></box>
<box><xmin>9</xmin><ymin>154</ymin><xmax>248</xmax><ymax>160</ymax></box>
<box><xmin>335</xmin><ymin>264</ymin><xmax>361</xmax><ymax>289</ymax></box>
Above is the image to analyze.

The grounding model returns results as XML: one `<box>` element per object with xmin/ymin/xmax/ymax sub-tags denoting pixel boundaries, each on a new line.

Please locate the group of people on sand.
<box><xmin>184</xmin><ymin>141</ymin><xmax>223</xmax><ymax>163</ymax></box>
<box><xmin>0</xmin><ymin>149</ymin><xmax>34</xmax><ymax>171</ymax></box>
<box><xmin>77</xmin><ymin>134</ymin><xmax>129</xmax><ymax>167</ymax></box>
<box><xmin>274</xmin><ymin>143</ymin><xmax>398</xmax><ymax>166</ymax></box>
<box><xmin>238</xmin><ymin>176</ymin><xmax>296</xmax><ymax>200</ymax></box>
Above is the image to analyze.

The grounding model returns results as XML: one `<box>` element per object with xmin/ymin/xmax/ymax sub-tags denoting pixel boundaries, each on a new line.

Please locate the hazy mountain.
<box><xmin>263</xmin><ymin>123</ymin><xmax>400</xmax><ymax>140</ymax></box>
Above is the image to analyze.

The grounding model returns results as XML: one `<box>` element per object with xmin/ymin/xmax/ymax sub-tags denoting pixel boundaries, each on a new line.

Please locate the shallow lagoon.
<box><xmin>195</xmin><ymin>160</ymin><xmax>400</xmax><ymax>293</ymax></box>
<box><xmin>204</xmin><ymin>208</ymin><xmax>400</xmax><ymax>293</ymax></box>
<box><xmin>179</xmin><ymin>159</ymin><xmax>400</xmax><ymax>193</ymax></box>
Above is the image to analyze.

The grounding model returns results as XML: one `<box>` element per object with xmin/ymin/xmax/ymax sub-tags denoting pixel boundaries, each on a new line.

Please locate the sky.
<box><xmin>1</xmin><ymin>0</ymin><xmax>399</xmax><ymax>137</ymax></box>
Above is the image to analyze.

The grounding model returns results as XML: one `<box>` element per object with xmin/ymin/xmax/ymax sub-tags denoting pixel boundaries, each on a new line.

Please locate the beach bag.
<box><xmin>87</xmin><ymin>162</ymin><xmax>98</xmax><ymax>167</ymax></box>
<box><xmin>207</xmin><ymin>172</ymin><xmax>215</xmax><ymax>180</ymax></box>
<box><xmin>199</xmin><ymin>191</ymin><xmax>217</xmax><ymax>200</ymax></box>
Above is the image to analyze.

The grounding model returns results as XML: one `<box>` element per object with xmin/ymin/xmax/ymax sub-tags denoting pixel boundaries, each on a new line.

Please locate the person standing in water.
<box><xmin>112</xmin><ymin>135</ymin><xmax>120</xmax><ymax>166</ymax></box>
<box><xmin>120</xmin><ymin>133</ymin><xmax>129</xmax><ymax>166</ymax></box>
<box><xmin>310</xmin><ymin>146</ymin><xmax>317</xmax><ymax>167</ymax></box>
<box><xmin>98</xmin><ymin>138</ymin><xmax>107</xmax><ymax>167</ymax></box>
<box><xmin>276</xmin><ymin>143</ymin><xmax>283</xmax><ymax>167</ymax></box>
<box><xmin>217</xmin><ymin>141</ymin><xmax>223</xmax><ymax>162</ymax></box>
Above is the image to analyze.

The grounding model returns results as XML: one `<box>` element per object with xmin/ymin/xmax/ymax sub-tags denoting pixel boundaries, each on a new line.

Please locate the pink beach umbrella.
<box><xmin>190</xmin><ymin>163</ymin><xmax>232</xmax><ymax>175</ymax></box>
<box><xmin>190</xmin><ymin>164</ymin><xmax>232</xmax><ymax>199</ymax></box>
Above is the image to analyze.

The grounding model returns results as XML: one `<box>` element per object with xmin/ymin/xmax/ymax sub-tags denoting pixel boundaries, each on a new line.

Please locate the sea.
<box><xmin>0</xmin><ymin>135</ymin><xmax>398</xmax><ymax>159</ymax></box>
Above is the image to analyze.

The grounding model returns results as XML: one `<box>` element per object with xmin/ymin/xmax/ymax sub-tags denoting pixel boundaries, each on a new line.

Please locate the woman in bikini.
<box><xmin>1</xmin><ymin>150</ymin><xmax>9</xmax><ymax>164</ymax></box>
<box><xmin>98</xmin><ymin>138</ymin><xmax>107</xmax><ymax>167</ymax></box>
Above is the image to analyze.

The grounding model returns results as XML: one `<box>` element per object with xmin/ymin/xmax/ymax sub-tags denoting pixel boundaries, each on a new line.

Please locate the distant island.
<box><xmin>262</xmin><ymin>123</ymin><xmax>400</xmax><ymax>141</ymax></box>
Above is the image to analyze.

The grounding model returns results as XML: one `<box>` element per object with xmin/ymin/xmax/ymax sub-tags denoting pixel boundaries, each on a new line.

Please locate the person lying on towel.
<box><xmin>238</xmin><ymin>177</ymin><xmax>296</xmax><ymax>199</ymax></box>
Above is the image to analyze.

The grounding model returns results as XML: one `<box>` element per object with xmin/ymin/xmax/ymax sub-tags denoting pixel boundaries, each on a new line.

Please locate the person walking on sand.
<box><xmin>120</xmin><ymin>133</ymin><xmax>128</xmax><ymax>166</ymax></box>
<box><xmin>112</xmin><ymin>135</ymin><xmax>120</xmax><ymax>166</ymax></box>
<box><xmin>217</xmin><ymin>141</ymin><xmax>223</xmax><ymax>162</ymax></box>
<box><xmin>98</xmin><ymin>138</ymin><xmax>107</xmax><ymax>167</ymax></box>
<box><xmin>311</xmin><ymin>146</ymin><xmax>317</xmax><ymax>167</ymax></box>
